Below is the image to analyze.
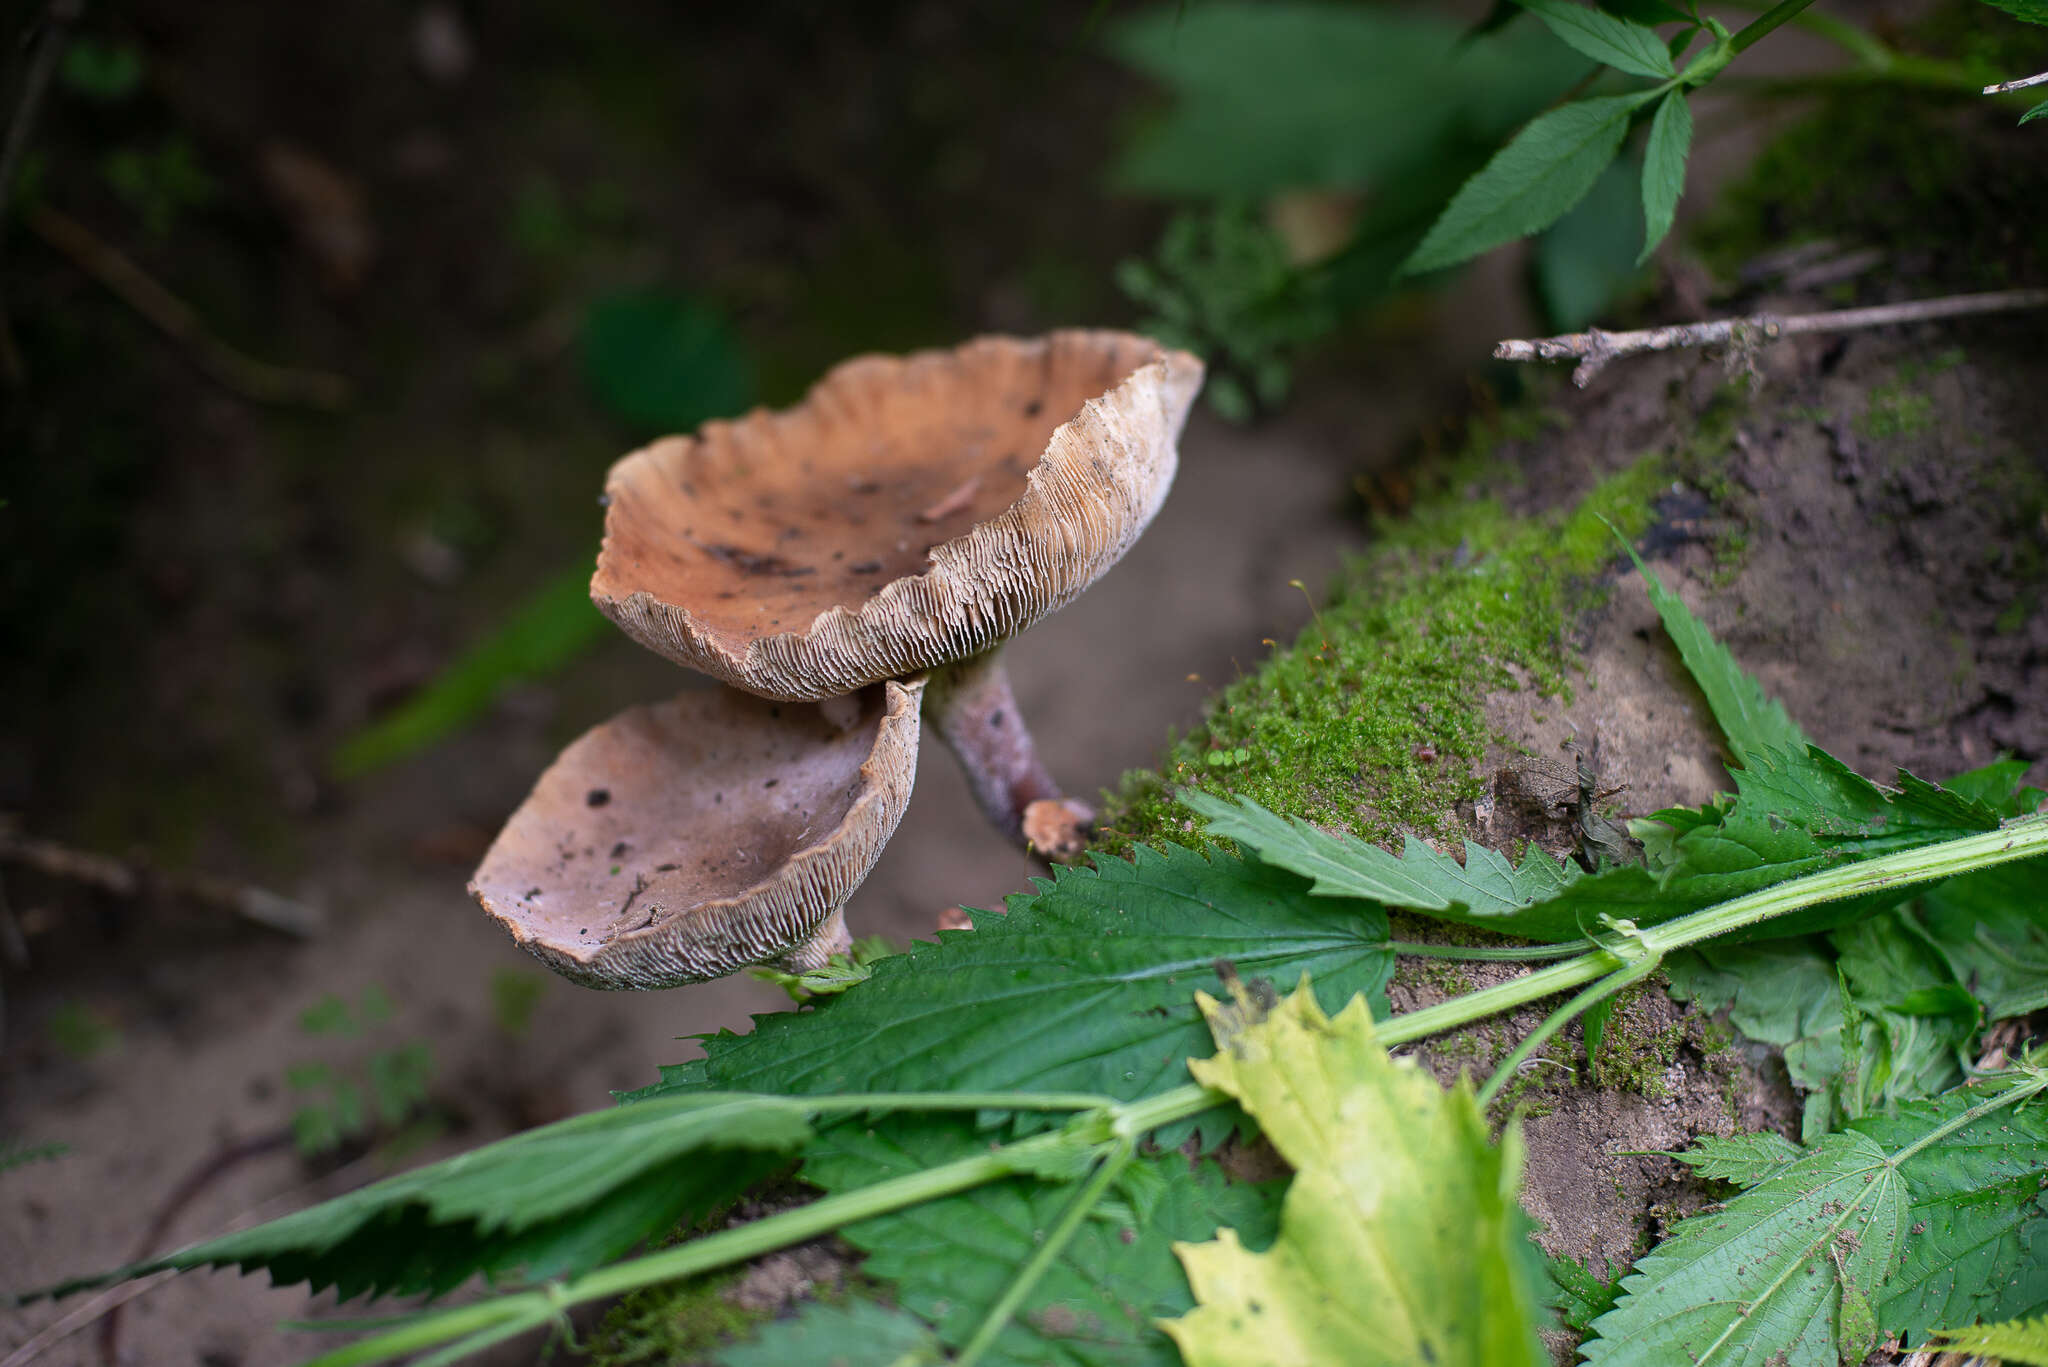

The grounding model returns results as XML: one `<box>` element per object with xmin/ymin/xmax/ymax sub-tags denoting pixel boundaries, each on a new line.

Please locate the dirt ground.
<box><xmin>0</xmin><ymin>2</ymin><xmax>1919</xmax><ymax>1364</ymax></box>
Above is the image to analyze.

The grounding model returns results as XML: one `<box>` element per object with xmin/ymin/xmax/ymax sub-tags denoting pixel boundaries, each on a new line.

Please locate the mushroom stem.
<box><xmin>923</xmin><ymin>650</ymin><xmax>1092</xmax><ymax>860</ymax></box>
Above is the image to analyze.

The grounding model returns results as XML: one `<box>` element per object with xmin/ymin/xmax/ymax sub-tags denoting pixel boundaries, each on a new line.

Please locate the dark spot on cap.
<box><xmin>525</xmin><ymin>886</ymin><xmax>542</xmax><ymax>898</ymax></box>
<box><xmin>714</xmin><ymin>791</ymin><xmax>723</xmax><ymax>803</ymax></box>
<box><xmin>990</xmin><ymin>710</ymin><xmax>1004</xmax><ymax>726</ymax></box>
<box><xmin>1024</xmin><ymin>398</ymin><xmax>1043</xmax><ymax>416</ymax></box>
<box><xmin>849</xmin><ymin>560</ymin><xmax>882</xmax><ymax>575</ymax></box>
<box><xmin>765</xmin><ymin>778</ymin><xmax>779</xmax><ymax>788</ymax></box>
<box><xmin>586</xmin><ymin>788</ymin><xmax>611</xmax><ymax>808</ymax></box>
<box><xmin>610</xmin><ymin>841</ymin><xmax>628</xmax><ymax>858</ymax></box>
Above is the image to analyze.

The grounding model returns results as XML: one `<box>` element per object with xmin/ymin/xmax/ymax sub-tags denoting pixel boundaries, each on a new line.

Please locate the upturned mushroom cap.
<box><xmin>590</xmin><ymin>330</ymin><xmax>1203</xmax><ymax>701</ymax></box>
<box><xmin>469</xmin><ymin>679</ymin><xmax>921</xmax><ymax>989</ymax></box>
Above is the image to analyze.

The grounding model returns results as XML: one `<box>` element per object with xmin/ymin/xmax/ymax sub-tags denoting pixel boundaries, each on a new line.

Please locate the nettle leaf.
<box><xmin>1637</xmin><ymin>90</ymin><xmax>1692</xmax><ymax>262</ymax></box>
<box><xmin>1161</xmin><ymin>988</ymin><xmax>1548</xmax><ymax>1367</ymax></box>
<box><xmin>1549</xmin><ymin>1254</ymin><xmax>1627</xmax><ymax>1335</ymax></box>
<box><xmin>1518</xmin><ymin>0</ymin><xmax>1675</xmax><ymax>78</ymax></box>
<box><xmin>805</xmin><ymin>1118</ymin><xmax>1281</xmax><ymax>1367</ymax></box>
<box><xmin>1580</xmin><ymin>1130</ymin><xmax>1906</xmax><ymax>1366</ymax></box>
<box><xmin>36</xmin><ymin>1095</ymin><xmax>813</xmax><ymax>1301</ymax></box>
<box><xmin>1981</xmin><ymin>0</ymin><xmax>2048</xmax><ymax>25</ymax></box>
<box><xmin>1670</xmin><ymin>1131</ymin><xmax>1804</xmax><ymax>1188</ymax></box>
<box><xmin>1199</xmin><ymin>746</ymin><xmax>2001</xmax><ymax>943</ymax></box>
<box><xmin>635</xmin><ymin>845</ymin><xmax>1394</xmax><ymax>1149</ymax></box>
<box><xmin>1624</xmin><ymin>543</ymin><xmax>1809</xmax><ymax>767</ymax></box>
<box><xmin>1912</xmin><ymin>859</ymin><xmax>2048</xmax><ymax>1020</ymax></box>
<box><xmin>1934</xmin><ymin>1312</ymin><xmax>2048</xmax><ymax>1363</ymax></box>
<box><xmin>2024</xmin><ymin>97</ymin><xmax>2048</xmax><ymax>125</ymax></box>
<box><xmin>1183</xmin><ymin>789</ymin><xmax>1583</xmax><ymax>911</ymax></box>
<box><xmin>1401</xmin><ymin>91</ymin><xmax>1657</xmax><ymax>276</ymax></box>
<box><xmin>715</xmin><ymin>1298</ymin><xmax>943</xmax><ymax>1367</ymax></box>
<box><xmin>1848</xmin><ymin>1086</ymin><xmax>2048</xmax><ymax>1342</ymax></box>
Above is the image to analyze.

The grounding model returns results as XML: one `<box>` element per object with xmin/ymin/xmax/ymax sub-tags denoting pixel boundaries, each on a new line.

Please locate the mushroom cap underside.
<box><xmin>591</xmin><ymin>329</ymin><xmax>1203</xmax><ymax>700</ymax></box>
<box><xmin>469</xmin><ymin>679</ymin><xmax>921</xmax><ymax>989</ymax></box>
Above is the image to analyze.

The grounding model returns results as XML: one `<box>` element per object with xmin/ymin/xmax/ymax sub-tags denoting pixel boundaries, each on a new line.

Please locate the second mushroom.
<box><xmin>472</xmin><ymin>330</ymin><xmax>1202</xmax><ymax>988</ymax></box>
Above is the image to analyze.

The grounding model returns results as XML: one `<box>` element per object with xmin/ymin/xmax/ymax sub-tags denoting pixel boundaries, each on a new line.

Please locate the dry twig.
<box><xmin>1983</xmin><ymin>70</ymin><xmax>2048</xmax><ymax>95</ymax></box>
<box><xmin>0</xmin><ymin>822</ymin><xmax>324</xmax><ymax>938</ymax></box>
<box><xmin>25</xmin><ymin>202</ymin><xmax>351</xmax><ymax>408</ymax></box>
<box><xmin>1494</xmin><ymin>288</ymin><xmax>2048</xmax><ymax>387</ymax></box>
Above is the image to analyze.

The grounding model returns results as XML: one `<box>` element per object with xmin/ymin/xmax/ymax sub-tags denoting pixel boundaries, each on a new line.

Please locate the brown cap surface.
<box><xmin>469</xmin><ymin>679</ymin><xmax>921</xmax><ymax>989</ymax></box>
<box><xmin>591</xmin><ymin>330</ymin><xmax>1203</xmax><ymax>700</ymax></box>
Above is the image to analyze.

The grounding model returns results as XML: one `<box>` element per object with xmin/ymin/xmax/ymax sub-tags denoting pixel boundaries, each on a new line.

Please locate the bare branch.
<box><xmin>25</xmin><ymin>203</ymin><xmax>351</xmax><ymax>409</ymax></box>
<box><xmin>1984</xmin><ymin>70</ymin><xmax>2048</xmax><ymax>95</ymax></box>
<box><xmin>0</xmin><ymin>821</ymin><xmax>325</xmax><ymax>938</ymax></box>
<box><xmin>1494</xmin><ymin>288</ymin><xmax>2048</xmax><ymax>387</ymax></box>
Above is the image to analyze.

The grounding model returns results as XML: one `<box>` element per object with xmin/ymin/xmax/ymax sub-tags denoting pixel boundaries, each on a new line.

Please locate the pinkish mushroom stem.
<box><xmin>923</xmin><ymin>649</ymin><xmax>1092</xmax><ymax>861</ymax></box>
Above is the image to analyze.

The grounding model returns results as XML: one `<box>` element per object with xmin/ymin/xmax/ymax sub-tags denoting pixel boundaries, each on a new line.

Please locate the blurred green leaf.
<box><xmin>1518</xmin><ymin>0</ymin><xmax>1674</xmax><ymax>79</ymax></box>
<box><xmin>1402</xmin><ymin>92</ymin><xmax>1656</xmax><ymax>276</ymax></box>
<box><xmin>1637</xmin><ymin>90</ymin><xmax>1692</xmax><ymax>262</ymax></box>
<box><xmin>2023</xmin><ymin>96</ymin><xmax>2048</xmax><ymax>124</ymax></box>
<box><xmin>1534</xmin><ymin>154</ymin><xmax>1645</xmax><ymax>330</ymax></box>
<box><xmin>580</xmin><ymin>289</ymin><xmax>751</xmax><ymax>437</ymax></box>
<box><xmin>331</xmin><ymin>564</ymin><xmax>608</xmax><ymax>777</ymax></box>
<box><xmin>1108</xmin><ymin>2</ymin><xmax>1590</xmax><ymax>199</ymax></box>
<box><xmin>60</xmin><ymin>39</ymin><xmax>145</xmax><ymax>102</ymax></box>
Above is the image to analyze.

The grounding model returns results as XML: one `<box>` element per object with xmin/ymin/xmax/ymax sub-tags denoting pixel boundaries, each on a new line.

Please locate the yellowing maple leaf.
<box><xmin>1159</xmin><ymin>983</ymin><xmax>1547</xmax><ymax>1367</ymax></box>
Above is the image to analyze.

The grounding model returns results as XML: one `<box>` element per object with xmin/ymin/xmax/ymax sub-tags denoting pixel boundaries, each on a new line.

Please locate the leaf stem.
<box><xmin>1886</xmin><ymin>1070</ymin><xmax>2048</xmax><ymax>1167</ymax></box>
<box><xmin>954</xmin><ymin>1143</ymin><xmax>1134</xmax><ymax>1367</ymax></box>
<box><xmin>1386</xmin><ymin>939</ymin><xmax>1588</xmax><ymax>962</ymax></box>
<box><xmin>806</xmin><ymin>1091</ymin><xmax>1120</xmax><ymax>1115</ymax></box>
<box><xmin>1475</xmin><ymin>953</ymin><xmax>1663</xmax><ymax>1109</ymax></box>
<box><xmin>297</xmin><ymin>813</ymin><xmax>2048</xmax><ymax>1366</ymax></box>
<box><xmin>1728</xmin><ymin>0</ymin><xmax>1817</xmax><ymax>55</ymax></box>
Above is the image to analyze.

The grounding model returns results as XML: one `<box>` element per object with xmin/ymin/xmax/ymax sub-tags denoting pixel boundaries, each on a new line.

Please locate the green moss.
<box><xmin>1096</xmin><ymin>428</ymin><xmax>1669</xmax><ymax>855</ymax></box>
<box><xmin>1588</xmin><ymin>982</ymin><xmax>1686</xmax><ymax>1100</ymax></box>
<box><xmin>585</xmin><ymin>1269</ymin><xmax>767</xmax><ymax>1366</ymax></box>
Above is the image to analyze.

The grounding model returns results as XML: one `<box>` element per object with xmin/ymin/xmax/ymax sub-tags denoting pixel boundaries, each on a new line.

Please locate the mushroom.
<box><xmin>471</xmin><ymin>330</ymin><xmax>1201</xmax><ymax>989</ymax></box>
<box><xmin>591</xmin><ymin>329</ymin><xmax>1203</xmax><ymax>846</ymax></box>
<box><xmin>470</xmin><ymin>681</ymin><xmax>921</xmax><ymax>989</ymax></box>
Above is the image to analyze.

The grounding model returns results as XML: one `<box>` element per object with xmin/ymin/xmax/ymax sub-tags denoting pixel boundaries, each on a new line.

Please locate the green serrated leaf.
<box><xmin>1202</xmin><ymin>747</ymin><xmax>2001</xmax><ymax>943</ymax></box>
<box><xmin>1621</xmin><ymin>541</ymin><xmax>1809</xmax><ymax>768</ymax></box>
<box><xmin>2024</xmin><ymin>96</ymin><xmax>2048</xmax><ymax>125</ymax></box>
<box><xmin>635</xmin><ymin>845</ymin><xmax>1394</xmax><ymax>1151</ymax></box>
<box><xmin>806</xmin><ymin>1118</ymin><xmax>1281</xmax><ymax>1367</ymax></box>
<box><xmin>1911</xmin><ymin>859</ymin><xmax>2048</xmax><ymax>1020</ymax></box>
<box><xmin>1518</xmin><ymin>0</ymin><xmax>1675</xmax><ymax>77</ymax></box>
<box><xmin>715</xmin><ymin>1298</ymin><xmax>944</xmax><ymax>1367</ymax></box>
<box><xmin>1637</xmin><ymin>90</ymin><xmax>1691</xmax><ymax>263</ymax></box>
<box><xmin>1182</xmin><ymin>789</ymin><xmax>1578</xmax><ymax>911</ymax></box>
<box><xmin>1580</xmin><ymin>1130</ymin><xmax>1905</xmax><ymax>1366</ymax></box>
<box><xmin>1161</xmin><ymin>987</ymin><xmax>1546</xmax><ymax>1367</ymax></box>
<box><xmin>36</xmin><ymin>1095</ymin><xmax>813</xmax><ymax>1301</ymax></box>
<box><xmin>1981</xmin><ymin>0</ymin><xmax>2048</xmax><ymax>25</ymax></box>
<box><xmin>1933</xmin><ymin>1312</ymin><xmax>2048</xmax><ymax>1364</ymax></box>
<box><xmin>1670</xmin><ymin>1130</ymin><xmax>1804</xmax><ymax>1188</ymax></box>
<box><xmin>1850</xmin><ymin>1085</ymin><xmax>2048</xmax><ymax>1341</ymax></box>
<box><xmin>1549</xmin><ymin>1253</ymin><xmax>1626</xmax><ymax>1335</ymax></box>
<box><xmin>1401</xmin><ymin>92</ymin><xmax>1656</xmax><ymax>276</ymax></box>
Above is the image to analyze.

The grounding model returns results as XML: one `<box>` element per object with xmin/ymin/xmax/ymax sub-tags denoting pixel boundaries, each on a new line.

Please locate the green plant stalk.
<box><xmin>1729</xmin><ymin>0</ymin><xmax>1819</xmax><ymax>55</ymax></box>
<box><xmin>954</xmin><ymin>1143</ymin><xmax>1135</xmax><ymax>1367</ymax></box>
<box><xmin>301</xmin><ymin>814</ymin><xmax>2048</xmax><ymax>1366</ymax></box>
<box><xmin>1386</xmin><ymin>940</ymin><xmax>1588</xmax><ymax>962</ymax></box>
<box><xmin>1713</xmin><ymin>2</ymin><xmax>1990</xmax><ymax>96</ymax></box>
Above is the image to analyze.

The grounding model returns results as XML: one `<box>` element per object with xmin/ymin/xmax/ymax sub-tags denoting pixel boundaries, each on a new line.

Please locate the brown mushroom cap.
<box><xmin>469</xmin><ymin>679</ymin><xmax>921</xmax><ymax>989</ymax></box>
<box><xmin>590</xmin><ymin>330</ymin><xmax>1203</xmax><ymax>701</ymax></box>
